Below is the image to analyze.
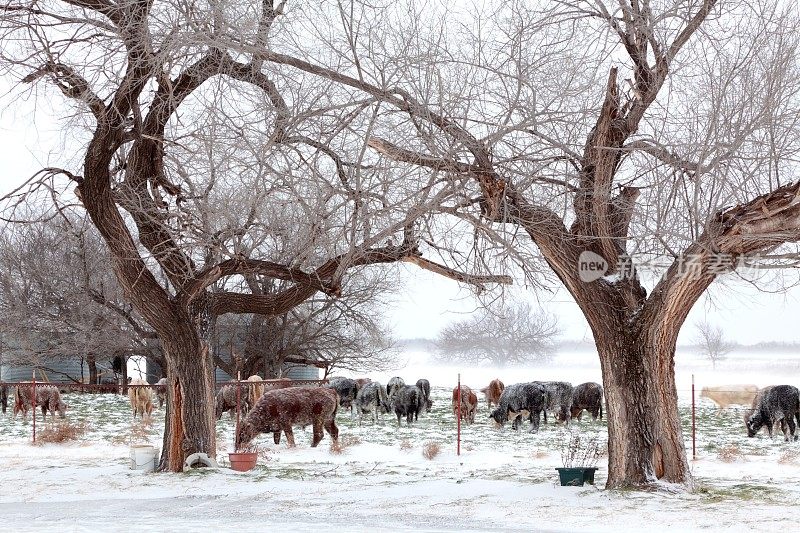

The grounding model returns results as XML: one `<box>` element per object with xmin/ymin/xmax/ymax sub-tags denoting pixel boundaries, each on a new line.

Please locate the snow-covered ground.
<box><xmin>2</xmin><ymin>349</ymin><xmax>800</xmax><ymax>531</ymax></box>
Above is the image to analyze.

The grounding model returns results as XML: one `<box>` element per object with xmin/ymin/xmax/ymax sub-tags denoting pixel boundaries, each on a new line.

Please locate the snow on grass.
<box><xmin>2</xmin><ymin>365</ymin><xmax>800</xmax><ymax>530</ymax></box>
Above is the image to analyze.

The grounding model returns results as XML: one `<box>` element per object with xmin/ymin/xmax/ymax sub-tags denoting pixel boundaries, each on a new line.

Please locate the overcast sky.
<box><xmin>3</xmin><ymin>88</ymin><xmax>800</xmax><ymax>346</ymax></box>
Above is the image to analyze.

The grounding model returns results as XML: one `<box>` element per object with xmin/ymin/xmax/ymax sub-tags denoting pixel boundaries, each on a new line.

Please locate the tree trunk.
<box><xmin>159</xmin><ymin>322</ymin><xmax>217</xmax><ymax>472</ymax></box>
<box><xmin>87</xmin><ymin>356</ymin><xmax>98</xmax><ymax>385</ymax></box>
<box><xmin>594</xmin><ymin>318</ymin><xmax>690</xmax><ymax>488</ymax></box>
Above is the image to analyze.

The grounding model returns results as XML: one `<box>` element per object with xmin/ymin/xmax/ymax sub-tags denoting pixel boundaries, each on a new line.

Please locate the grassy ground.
<box><xmin>2</xmin><ymin>386</ymin><xmax>798</xmax><ymax>503</ymax></box>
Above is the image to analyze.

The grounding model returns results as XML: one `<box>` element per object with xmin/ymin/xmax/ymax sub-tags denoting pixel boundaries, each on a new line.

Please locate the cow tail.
<box><xmin>599</xmin><ymin>399</ymin><xmax>603</xmax><ymax>420</ymax></box>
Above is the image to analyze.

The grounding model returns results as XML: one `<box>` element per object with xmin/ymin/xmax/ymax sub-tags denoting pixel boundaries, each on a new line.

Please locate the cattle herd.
<box><xmin>4</xmin><ymin>378</ymin><xmax>800</xmax><ymax>449</ymax></box>
<box><xmin>701</xmin><ymin>384</ymin><xmax>800</xmax><ymax>442</ymax></box>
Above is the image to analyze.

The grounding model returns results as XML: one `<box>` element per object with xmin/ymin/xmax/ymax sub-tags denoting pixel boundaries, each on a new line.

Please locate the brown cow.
<box><xmin>236</xmin><ymin>386</ymin><xmax>339</xmax><ymax>448</ymax></box>
<box><xmin>452</xmin><ymin>385</ymin><xmax>478</xmax><ymax>424</ymax></box>
<box><xmin>480</xmin><ymin>379</ymin><xmax>505</xmax><ymax>411</ymax></box>
<box><xmin>14</xmin><ymin>383</ymin><xmax>67</xmax><ymax>420</ymax></box>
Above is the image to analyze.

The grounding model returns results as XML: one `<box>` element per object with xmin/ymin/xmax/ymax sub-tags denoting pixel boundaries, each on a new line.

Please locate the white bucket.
<box><xmin>129</xmin><ymin>445</ymin><xmax>159</xmax><ymax>472</ymax></box>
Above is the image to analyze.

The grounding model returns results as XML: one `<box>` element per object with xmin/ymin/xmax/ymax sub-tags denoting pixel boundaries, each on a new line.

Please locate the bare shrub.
<box><xmin>422</xmin><ymin>441</ymin><xmax>441</xmax><ymax>460</ymax></box>
<box><xmin>34</xmin><ymin>422</ymin><xmax>87</xmax><ymax>444</ymax></box>
<box><xmin>717</xmin><ymin>444</ymin><xmax>744</xmax><ymax>463</ymax></box>
<box><xmin>399</xmin><ymin>439</ymin><xmax>413</xmax><ymax>451</ymax></box>
<box><xmin>110</xmin><ymin>422</ymin><xmax>154</xmax><ymax>446</ymax></box>
<box><xmin>778</xmin><ymin>448</ymin><xmax>800</xmax><ymax>464</ymax></box>
<box><xmin>330</xmin><ymin>434</ymin><xmax>361</xmax><ymax>455</ymax></box>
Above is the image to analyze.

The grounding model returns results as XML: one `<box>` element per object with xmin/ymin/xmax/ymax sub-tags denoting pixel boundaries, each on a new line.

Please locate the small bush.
<box><xmin>330</xmin><ymin>434</ymin><xmax>361</xmax><ymax>455</ymax></box>
<box><xmin>399</xmin><ymin>439</ymin><xmax>413</xmax><ymax>451</ymax></box>
<box><xmin>110</xmin><ymin>422</ymin><xmax>154</xmax><ymax>445</ymax></box>
<box><xmin>717</xmin><ymin>444</ymin><xmax>744</xmax><ymax>463</ymax></box>
<box><xmin>34</xmin><ymin>421</ymin><xmax>88</xmax><ymax>444</ymax></box>
<box><xmin>778</xmin><ymin>448</ymin><xmax>800</xmax><ymax>464</ymax></box>
<box><xmin>422</xmin><ymin>441</ymin><xmax>441</xmax><ymax>460</ymax></box>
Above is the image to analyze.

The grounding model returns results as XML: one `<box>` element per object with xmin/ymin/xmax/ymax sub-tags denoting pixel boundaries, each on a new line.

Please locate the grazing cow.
<box><xmin>355</xmin><ymin>378</ymin><xmax>372</xmax><ymax>388</ymax></box>
<box><xmin>391</xmin><ymin>385</ymin><xmax>423</xmax><ymax>427</ymax></box>
<box><xmin>490</xmin><ymin>382</ymin><xmax>548</xmax><ymax>432</ymax></box>
<box><xmin>701</xmin><ymin>385</ymin><xmax>759</xmax><ymax>410</ymax></box>
<box><xmin>326</xmin><ymin>377</ymin><xmax>360</xmax><ymax>418</ymax></box>
<box><xmin>236</xmin><ymin>386</ymin><xmax>339</xmax><ymax>448</ymax></box>
<box><xmin>415</xmin><ymin>379</ymin><xmax>433</xmax><ymax>415</ymax></box>
<box><xmin>354</xmin><ymin>381</ymin><xmax>391</xmax><ymax>424</ymax></box>
<box><xmin>155</xmin><ymin>377</ymin><xmax>168</xmax><ymax>408</ymax></box>
<box><xmin>452</xmin><ymin>385</ymin><xmax>478</xmax><ymax>424</ymax></box>
<box><xmin>14</xmin><ymin>383</ymin><xmax>67</xmax><ymax>420</ymax></box>
<box><xmin>387</xmin><ymin>376</ymin><xmax>405</xmax><ymax>399</ymax></box>
<box><xmin>570</xmin><ymin>382</ymin><xmax>604</xmax><ymax>420</ymax></box>
<box><xmin>746</xmin><ymin>384</ymin><xmax>800</xmax><ymax>441</ymax></box>
<box><xmin>215</xmin><ymin>383</ymin><xmax>252</xmax><ymax>420</ymax></box>
<box><xmin>535</xmin><ymin>381</ymin><xmax>573</xmax><ymax>424</ymax></box>
<box><xmin>247</xmin><ymin>375</ymin><xmax>265</xmax><ymax>407</ymax></box>
<box><xmin>128</xmin><ymin>378</ymin><xmax>154</xmax><ymax>420</ymax></box>
<box><xmin>1</xmin><ymin>383</ymin><xmax>7</xmax><ymax>414</ymax></box>
<box><xmin>480</xmin><ymin>379</ymin><xmax>505</xmax><ymax>411</ymax></box>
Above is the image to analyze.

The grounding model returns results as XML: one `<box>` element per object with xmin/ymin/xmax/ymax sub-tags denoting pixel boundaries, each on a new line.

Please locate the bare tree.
<box><xmin>694</xmin><ymin>321</ymin><xmax>733</xmax><ymax>369</ymax></box>
<box><xmin>209</xmin><ymin>1</ymin><xmax>800</xmax><ymax>489</ymax></box>
<box><xmin>436</xmin><ymin>302</ymin><xmax>557</xmax><ymax>367</ymax></box>
<box><xmin>0</xmin><ymin>215</ymin><xmax>161</xmax><ymax>383</ymax></box>
<box><xmin>0</xmin><ymin>0</ymin><xmax>509</xmax><ymax>471</ymax></box>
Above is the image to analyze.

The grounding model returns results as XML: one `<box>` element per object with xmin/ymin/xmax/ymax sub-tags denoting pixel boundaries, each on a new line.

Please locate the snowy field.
<box><xmin>2</xmin><ymin>349</ymin><xmax>800</xmax><ymax>532</ymax></box>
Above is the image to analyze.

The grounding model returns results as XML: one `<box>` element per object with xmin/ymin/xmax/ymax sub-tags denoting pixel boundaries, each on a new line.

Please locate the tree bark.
<box><xmin>593</xmin><ymin>318</ymin><xmax>689</xmax><ymax>488</ymax></box>
<box><xmin>159</xmin><ymin>321</ymin><xmax>216</xmax><ymax>472</ymax></box>
<box><xmin>87</xmin><ymin>355</ymin><xmax>98</xmax><ymax>385</ymax></box>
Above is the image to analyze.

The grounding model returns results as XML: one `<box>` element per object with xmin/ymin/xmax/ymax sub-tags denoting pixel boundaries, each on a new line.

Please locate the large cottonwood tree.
<box><xmin>207</xmin><ymin>0</ymin><xmax>798</xmax><ymax>488</ymax></box>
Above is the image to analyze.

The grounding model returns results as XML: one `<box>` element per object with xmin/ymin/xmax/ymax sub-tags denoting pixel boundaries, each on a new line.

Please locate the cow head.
<box><xmin>489</xmin><ymin>407</ymin><xmax>507</xmax><ymax>427</ymax></box>
<box><xmin>235</xmin><ymin>419</ymin><xmax>258</xmax><ymax>450</ymax></box>
<box><xmin>745</xmin><ymin>412</ymin><xmax>764</xmax><ymax>437</ymax></box>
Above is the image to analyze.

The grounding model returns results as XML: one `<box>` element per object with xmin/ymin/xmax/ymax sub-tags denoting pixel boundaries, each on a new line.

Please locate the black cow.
<box><xmin>391</xmin><ymin>385</ymin><xmax>423</xmax><ymax>427</ymax></box>
<box><xmin>387</xmin><ymin>376</ymin><xmax>405</xmax><ymax>399</ymax></box>
<box><xmin>415</xmin><ymin>378</ymin><xmax>433</xmax><ymax>417</ymax></box>
<box><xmin>354</xmin><ymin>381</ymin><xmax>391</xmax><ymax>424</ymax></box>
<box><xmin>326</xmin><ymin>377</ymin><xmax>360</xmax><ymax>418</ymax></box>
<box><xmin>534</xmin><ymin>381</ymin><xmax>573</xmax><ymax>425</ymax></box>
<box><xmin>570</xmin><ymin>382</ymin><xmax>603</xmax><ymax>420</ymax></box>
<box><xmin>490</xmin><ymin>382</ymin><xmax>548</xmax><ymax>432</ymax></box>
<box><xmin>746</xmin><ymin>384</ymin><xmax>800</xmax><ymax>441</ymax></box>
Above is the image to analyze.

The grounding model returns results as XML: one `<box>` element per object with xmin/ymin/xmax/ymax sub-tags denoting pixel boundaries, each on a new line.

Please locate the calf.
<box><xmin>387</xmin><ymin>376</ymin><xmax>405</xmax><ymax>399</ymax></box>
<box><xmin>480</xmin><ymin>379</ymin><xmax>504</xmax><ymax>411</ymax></box>
<box><xmin>535</xmin><ymin>381</ymin><xmax>573</xmax><ymax>424</ymax></box>
<box><xmin>391</xmin><ymin>385</ymin><xmax>423</xmax><ymax>427</ymax></box>
<box><xmin>155</xmin><ymin>377</ymin><xmax>167</xmax><ymax>408</ymax></box>
<box><xmin>746</xmin><ymin>384</ymin><xmax>800</xmax><ymax>441</ymax></box>
<box><xmin>215</xmin><ymin>383</ymin><xmax>252</xmax><ymax>420</ymax></box>
<box><xmin>128</xmin><ymin>378</ymin><xmax>154</xmax><ymax>420</ymax></box>
<box><xmin>14</xmin><ymin>383</ymin><xmax>67</xmax><ymax>420</ymax></box>
<box><xmin>236</xmin><ymin>386</ymin><xmax>339</xmax><ymax>448</ymax></box>
<box><xmin>326</xmin><ymin>377</ymin><xmax>360</xmax><ymax>418</ymax></box>
<box><xmin>570</xmin><ymin>382</ymin><xmax>603</xmax><ymax>420</ymax></box>
<box><xmin>490</xmin><ymin>382</ymin><xmax>547</xmax><ymax>432</ymax></box>
<box><xmin>354</xmin><ymin>381</ymin><xmax>391</xmax><ymax>424</ymax></box>
<box><xmin>701</xmin><ymin>385</ymin><xmax>758</xmax><ymax>409</ymax></box>
<box><xmin>1</xmin><ymin>383</ymin><xmax>7</xmax><ymax>414</ymax></box>
<box><xmin>452</xmin><ymin>385</ymin><xmax>478</xmax><ymax>424</ymax></box>
<box><xmin>415</xmin><ymin>378</ymin><xmax>433</xmax><ymax>415</ymax></box>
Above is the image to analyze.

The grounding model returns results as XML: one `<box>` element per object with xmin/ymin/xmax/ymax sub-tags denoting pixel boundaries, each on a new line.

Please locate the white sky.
<box><xmin>2</xmin><ymin>87</ymin><xmax>800</xmax><ymax>346</ymax></box>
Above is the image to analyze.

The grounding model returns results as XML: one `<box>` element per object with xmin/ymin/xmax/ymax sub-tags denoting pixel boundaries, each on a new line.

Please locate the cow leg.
<box><xmin>407</xmin><ymin>412</ymin><xmax>413</xmax><ymax>426</ymax></box>
<box><xmin>396</xmin><ymin>413</ymin><xmax>401</xmax><ymax>427</ymax></box>
<box><xmin>786</xmin><ymin>415</ymin><xmax>797</xmax><ymax>441</ymax></box>
<box><xmin>530</xmin><ymin>410</ymin><xmax>541</xmax><ymax>433</ymax></box>
<box><xmin>324</xmin><ymin>418</ymin><xmax>339</xmax><ymax>444</ymax></box>
<box><xmin>273</xmin><ymin>430</ymin><xmax>281</xmax><ymax>445</ymax></box>
<box><xmin>283</xmin><ymin>425</ymin><xmax>296</xmax><ymax>447</ymax></box>
<box><xmin>311</xmin><ymin>418</ymin><xmax>324</xmax><ymax>447</ymax></box>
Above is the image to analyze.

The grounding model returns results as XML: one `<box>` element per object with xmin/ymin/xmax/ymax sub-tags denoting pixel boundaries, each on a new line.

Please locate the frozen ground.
<box><xmin>2</xmin><ymin>350</ymin><xmax>800</xmax><ymax>531</ymax></box>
